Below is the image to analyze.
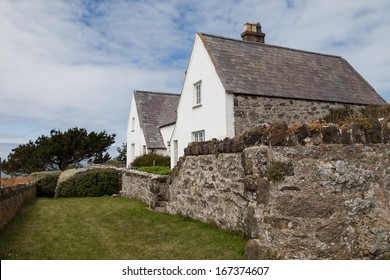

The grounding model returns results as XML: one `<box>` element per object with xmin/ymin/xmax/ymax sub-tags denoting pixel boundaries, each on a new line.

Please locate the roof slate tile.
<box><xmin>134</xmin><ymin>91</ymin><xmax>180</xmax><ymax>149</ymax></box>
<box><xmin>199</xmin><ymin>33</ymin><xmax>386</xmax><ymax>105</ymax></box>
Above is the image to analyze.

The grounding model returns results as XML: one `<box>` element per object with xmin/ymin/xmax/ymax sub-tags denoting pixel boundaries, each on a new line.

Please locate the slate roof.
<box><xmin>134</xmin><ymin>90</ymin><xmax>180</xmax><ymax>149</ymax></box>
<box><xmin>199</xmin><ymin>33</ymin><xmax>387</xmax><ymax>105</ymax></box>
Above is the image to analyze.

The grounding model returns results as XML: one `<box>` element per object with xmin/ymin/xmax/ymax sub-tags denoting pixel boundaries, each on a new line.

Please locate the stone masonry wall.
<box><xmin>0</xmin><ymin>184</ymin><xmax>36</xmax><ymax>230</ymax></box>
<box><xmin>121</xmin><ymin>169</ymin><xmax>168</xmax><ymax>211</ymax></box>
<box><xmin>121</xmin><ymin>120</ymin><xmax>390</xmax><ymax>259</ymax></box>
<box><xmin>166</xmin><ymin>154</ymin><xmax>248</xmax><ymax>232</ymax></box>
<box><xmin>233</xmin><ymin>95</ymin><xmax>364</xmax><ymax>134</ymax></box>
<box><xmin>167</xmin><ymin>144</ymin><xmax>390</xmax><ymax>259</ymax></box>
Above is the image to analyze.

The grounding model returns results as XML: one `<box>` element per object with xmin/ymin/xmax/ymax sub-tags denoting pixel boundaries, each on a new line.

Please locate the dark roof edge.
<box><xmin>197</xmin><ymin>32</ymin><xmax>343</xmax><ymax>59</ymax></box>
<box><xmin>226</xmin><ymin>90</ymin><xmax>386</xmax><ymax>106</ymax></box>
<box><xmin>134</xmin><ymin>90</ymin><xmax>179</xmax><ymax>96</ymax></box>
<box><xmin>159</xmin><ymin>121</ymin><xmax>176</xmax><ymax>128</ymax></box>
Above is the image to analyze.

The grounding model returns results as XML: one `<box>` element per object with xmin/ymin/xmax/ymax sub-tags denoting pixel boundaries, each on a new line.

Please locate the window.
<box><xmin>131</xmin><ymin>144</ymin><xmax>135</xmax><ymax>162</ymax></box>
<box><xmin>131</xmin><ymin>117</ymin><xmax>135</xmax><ymax>132</ymax></box>
<box><xmin>192</xmin><ymin>130</ymin><xmax>205</xmax><ymax>142</ymax></box>
<box><xmin>142</xmin><ymin>145</ymin><xmax>146</xmax><ymax>155</ymax></box>
<box><xmin>193</xmin><ymin>81</ymin><xmax>202</xmax><ymax>107</ymax></box>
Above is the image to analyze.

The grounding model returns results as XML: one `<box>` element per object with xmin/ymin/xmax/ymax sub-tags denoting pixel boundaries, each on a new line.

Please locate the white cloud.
<box><xmin>0</xmin><ymin>0</ymin><xmax>389</xmax><ymax>159</ymax></box>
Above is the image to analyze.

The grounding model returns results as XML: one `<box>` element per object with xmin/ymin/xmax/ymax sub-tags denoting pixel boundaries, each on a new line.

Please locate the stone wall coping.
<box><xmin>183</xmin><ymin>119</ymin><xmax>390</xmax><ymax>158</ymax></box>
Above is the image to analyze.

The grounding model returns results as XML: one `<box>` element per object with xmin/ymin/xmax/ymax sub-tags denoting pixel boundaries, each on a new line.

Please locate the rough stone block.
<box><xmin>296</xmin><ymin>124</ymin><xmax>309</xmax><ymax>145</ymax></box>
<box><xmin>350</xmin><ymin>123</ymin><xmax>365</xmax><ymax>144</ymax></box>
<box><xmin>321</xmin><ymin>125</ymin><xmax>340</xmax><ymax>143</ymax></box>
<box><xmin>231</xmin><ymin>136</ymin><xmax>245</xmax><ymax>152</ymax></box>
<box><xmin>270</xmin><ymin>121</ymin><xmax>288</xmax><ymax>146</ymax></box>
<box><xmin>244</xmin><ymin>239</ymin><xmax>279</xmax><ymax>260</ymax></box>
<box><xmin>207</xmin><ymin>138</ymin><xmax>218</xmax><ymax>154</ymax></box>
<box><xmin>369</xmin><ymin>228</ymin><xmax>390</xmax><ymax>256</ymax></box>
<box><xmin>242</xmin><ymin>126</ymin><xmax>264</xmax><ymax>147</ymax></box>
<box><xmin>366</xmin><ymin>118</ymin><xmax>382</xmax><ymax>144</ymax></box>
<box><xmin>340</xmin><ymin>125</ymin><xmax>352</xmax><ymax>144</ymax></box>
<box><xmin>344</xmin><ymin>197</ymin><xmax>375</xmax><ymax>216</ymax></box>
<box><xmin>244</xmin><ymin>176</ymin><xmax>269</xmax><ymax>192</ymax></box>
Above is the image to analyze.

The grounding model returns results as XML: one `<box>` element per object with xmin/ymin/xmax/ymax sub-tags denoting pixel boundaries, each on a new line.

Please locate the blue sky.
<box><xmin>1</xmin><ymin>0</ymin><xmax>390</xmax><ymax>160</ymax></box>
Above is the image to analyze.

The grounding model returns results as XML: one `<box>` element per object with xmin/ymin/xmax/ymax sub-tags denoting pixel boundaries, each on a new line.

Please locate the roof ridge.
<box><xmin>197</xmin><ymin>32</ymin><xmax>342</xmax><ymax>59</ymax></box>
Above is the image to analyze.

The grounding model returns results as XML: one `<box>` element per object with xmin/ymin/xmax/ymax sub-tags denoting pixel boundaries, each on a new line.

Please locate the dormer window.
<box><xmin>193</xmin><ymin>80</ymin><xmax>202</xmax><ymax>107</ymax></box>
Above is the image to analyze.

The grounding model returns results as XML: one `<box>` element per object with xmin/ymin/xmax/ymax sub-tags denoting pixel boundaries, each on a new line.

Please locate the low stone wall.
<box><xmin>121</xmin><ymin>169</ymin><xmax>169</xmax><ymax>211</ymax></box>
<box><xmin>0</xmin><ymin>184</ymin><xmax>36</xmax><ymax>229</ymax></box>
<box><xmin>121</xmin><ymin>121</ymin><xmax>390</xmax><ymax>259</ymax></box>
<box><xmin>166</xmin><ymin>154</ymin><xmax>247</xmax><ymax>231</ymax></box>
<box><xmin>167</xmin><ymin>144</ymin><xmax>390</xmax><ymax>259</ymax></box>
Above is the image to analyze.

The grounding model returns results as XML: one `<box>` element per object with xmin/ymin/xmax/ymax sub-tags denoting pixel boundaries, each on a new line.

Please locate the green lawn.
<box><xmin>0</xmin><ymin>197</ymin><xmax>247</xmax><ymax>260</ymax></box>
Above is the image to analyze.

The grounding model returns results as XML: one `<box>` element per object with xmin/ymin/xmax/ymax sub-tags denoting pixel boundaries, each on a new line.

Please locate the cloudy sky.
<box><xmin>1</xmin><ymin>0</ymin><xmax>390</xmax><ymax>160</ymax></box>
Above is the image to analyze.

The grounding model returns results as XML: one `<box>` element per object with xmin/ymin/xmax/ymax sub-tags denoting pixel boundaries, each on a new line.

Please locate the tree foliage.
<box><xmin>115</xmin><ymin>143</ymin><xmax>127</xmax><ymax>163</ymax></box>
<box><xmin>1</xmin><ymin>127</ymin><xmax>115</xmax><ymax>176</ymax></box>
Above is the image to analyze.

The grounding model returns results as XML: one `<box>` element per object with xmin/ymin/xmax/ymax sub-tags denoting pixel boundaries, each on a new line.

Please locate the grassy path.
<box><xmin>0</xmin><ymin>197</ymin><xmax>247</xmax><ymax>260</ymax></box>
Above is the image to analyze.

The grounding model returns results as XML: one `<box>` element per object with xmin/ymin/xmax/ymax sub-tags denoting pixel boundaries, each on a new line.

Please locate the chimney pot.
<box><xmin>241</xmin><ymin>22</ymin><xmax>265</xmax><ymax>43</ymax></box>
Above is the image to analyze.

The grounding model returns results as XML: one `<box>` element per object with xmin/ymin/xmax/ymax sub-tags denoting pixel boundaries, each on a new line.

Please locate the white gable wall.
<box><xmin>171</xmin><ymin>34</ymin><xmax>234</xmax><ymax>168</ymax></box>
<box><xmin>126</xmin><ymin>94</ymin><xmax>147</xmax><ymax>167</ymax></box>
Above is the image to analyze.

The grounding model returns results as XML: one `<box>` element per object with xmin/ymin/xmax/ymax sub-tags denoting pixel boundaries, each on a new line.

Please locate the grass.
<box><xmin>0</xmin><ymin>196</ymin><xmax>247</xmax><ymax>260</ymax></box>
<box><xmin>137</xmin><ymin>166</ymin><xmax>171</xmax><ymax>175</ymax></box>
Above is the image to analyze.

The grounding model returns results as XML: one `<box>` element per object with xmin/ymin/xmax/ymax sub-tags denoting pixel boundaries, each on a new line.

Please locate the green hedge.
<box><xmin>131</xmin><ymin>153</ymin><xmax>170</xmax><ymax>167</ymax></box>
<box><xmin>55</xmin><ymin>169</ymin><xmax>120</xmax><ymax>198</ymax></box>
<box><xmin>31</xmin><ymin>171</ymin><xmax>61</xmax><ymax>198</ymax></box>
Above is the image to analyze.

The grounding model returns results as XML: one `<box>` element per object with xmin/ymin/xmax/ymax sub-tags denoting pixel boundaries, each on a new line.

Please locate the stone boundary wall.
<box><xmin>0</xmin><ymin>184</ymin><xmax>36</xmax><ymax>230</ymax></box>
<box><xmin>121</xmin><ymin>169</ymin><xmax>168</xmax><ymax>211</ymax></box>
<box><xmin>121</xmin><ymin>121</ymin><xmax>390</xmax><ymax>259</ymax></box>
<box><xmin>233</xmin><ymin>94</ymin><xmax>365</xmax><ymax>135</ymax></box>
<box><xmin>167</xmin><ymin>144</ymin><xmax>390</xmax><ymax>259</ymax></box>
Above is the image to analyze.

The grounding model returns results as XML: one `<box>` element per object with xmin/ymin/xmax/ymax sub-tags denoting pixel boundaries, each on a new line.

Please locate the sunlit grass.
<box><xmin>0</xmin><ymin>196</ymin><xmax>246</xmax><ymax>260</ymax></box>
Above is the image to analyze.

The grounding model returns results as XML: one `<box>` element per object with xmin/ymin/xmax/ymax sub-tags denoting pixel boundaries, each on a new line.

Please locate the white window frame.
<box><xmin>193</xmin><ymin>80</ymin><xmax>202</xmax><ymax>107</ymax></box>
<box><xmin>192</xmin><ymin>130</ymin><xmax>205</xmax><ymax>142</ymax></box>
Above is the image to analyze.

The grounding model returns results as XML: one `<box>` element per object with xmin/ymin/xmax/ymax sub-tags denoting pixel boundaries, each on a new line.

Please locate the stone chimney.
<box><xmin>241</xmin><ymin>22</ymin><xmax>265</xmax><ymax>43</ymax></box>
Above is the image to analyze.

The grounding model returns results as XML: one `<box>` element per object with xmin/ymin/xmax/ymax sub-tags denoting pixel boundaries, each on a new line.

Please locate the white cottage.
<box><xmin>127</xmin><ymin>23</ymin><xmax>386</xmax><ymax>169</ymax></box>
<box><xmin>169</xmin><ymin>22</ymin><xmax>386</xmax><ymax>168</ymax></box>
<box><xmin>126</xmin><ymin>90</ymin><xmax>179</xmax><ymax>167</ymax></box>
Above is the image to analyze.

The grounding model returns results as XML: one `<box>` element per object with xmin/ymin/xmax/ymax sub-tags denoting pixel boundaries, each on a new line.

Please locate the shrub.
<box><xmin>31</xmin><ymin>171</ymin><xmax>61</xmax><ymax>198</ymax></box>
<box><xmin>267</xmin><ymin>161</ymin><xmax>285</xmax><ymax>182</ymax></box>
<box><xmin>137</xmin><ymin>166</ymin><xmax>171</xmax><ymax>175</ymax></box>
<box><xmin>55</xmin><ymin>168</ymin><xmax>120</xmax><ymax>198</ymax></box>
<box><xmin>57</xmin><ymin>167</ymin><xmax>91</xmax><ymax>185</ymax></box>
<box><xmin>323</xmin><ymin>107</ymin><xmax>355</xmax><ymax>124</ymax></box>
<box><xmin>131</xmin><ymin>153</ymin><xmax>170</xmax><ymax>168</ymax></box>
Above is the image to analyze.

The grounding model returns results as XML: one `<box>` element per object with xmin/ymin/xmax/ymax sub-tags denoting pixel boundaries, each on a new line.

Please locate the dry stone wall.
<box><xmin>121</xmin><ymin>121</ymin><xmax>390</xmax><ymax>259</ymax></box>
<box><xmin>166</xmin><ymin>154</ymin><xmax>248</xmax><ymax>231</ymax></box>
<box><xmin>0</xmin><ymin>184</ymin><xmax>36</xmax><ymax>229</ymax></box>
<box><xmin>121</xmin><ymin>169</ymin><xmax>168</xmax><ymax>211</ymax></box>
<box><xmin>167</xmin><ymin>144</ymin><xmax>390</xmax><ymax>259</ymax></box>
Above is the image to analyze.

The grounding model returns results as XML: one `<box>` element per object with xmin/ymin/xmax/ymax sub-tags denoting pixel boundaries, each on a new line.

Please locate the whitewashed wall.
<box><xmin>170</xmin><ymin>34</ymin><xmax>233</xmax><ymax>168</ymax></box>
<box><xmin>160</xmin><ymin>123</ymin><xmax>175</xmax><ymax>157</ymax></box>
<box><xmin>126</xmin><ymin>94</ymin><xmax>147</xmax><ymax>167</ymax></box>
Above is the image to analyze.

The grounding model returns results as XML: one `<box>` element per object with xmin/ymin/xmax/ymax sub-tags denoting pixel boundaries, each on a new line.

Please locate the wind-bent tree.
<box><xmin>115</xmin><ymin>143</ymin><xmax>127</xmax><ymax>163</ymax></box>
<box><xmin>1</xmin><ymin>127</ymin><xmax>115</xmax><ymax>176</ymax></box>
